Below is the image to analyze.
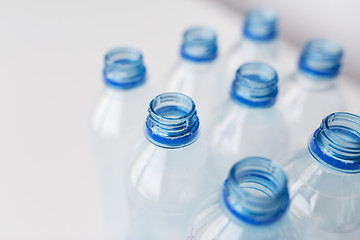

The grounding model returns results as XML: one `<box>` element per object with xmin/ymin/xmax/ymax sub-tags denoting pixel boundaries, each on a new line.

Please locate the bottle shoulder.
<box><xmin>125</xmin><ymin>137</ymin><xmax>213</xmax><ymax>212</ymax></box>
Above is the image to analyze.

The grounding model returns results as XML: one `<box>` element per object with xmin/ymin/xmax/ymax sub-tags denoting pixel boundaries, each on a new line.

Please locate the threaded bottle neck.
<box><xmin>243</xmin><ymin>9</ymin><xmax>277</xmax><ymax>42</ymax></box>
<box><xmin>222</xmin><ymin>157</ymin><xmax>289</xmax><ymax>225</ymax></box>
<box><xmin>230</xmin><ymin>62</ymin><xmax>278</xmax><ymax>108</ymax></box>
<box><xmin>309</xmin><ymin>112</ymin><xmax>360</xmax><ymax>173</ymax></box>
<box><xmin>145</xmin><ymin>92</ymin><xmax>200</xmax><ymax>149</ymax></box>
<box><xmin>298</xmin><ymin>39</ymin><xmax>343</xmax><ymax>78</ymax></box>
<box><xmin>103</xmin><ymin>47</ymin><xmax>146</xmax><ymax>89</ymax></box>
<box><xmin>180</xmin><ymin>27</ymin><xmax>218</xmax><ymax>62</ymax></box>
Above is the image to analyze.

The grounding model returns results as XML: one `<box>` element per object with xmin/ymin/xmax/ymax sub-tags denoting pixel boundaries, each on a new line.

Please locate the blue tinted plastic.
<box><xmin>309</xmin><ymin>112</ymin><xmax>360</xmax><ymax>173</ymax></box>
<box><xmin>231</xmin><ymin>62</ymin><xmax>278</xmax><ymax>108</ymax></box>
<box><xmin>298</xmin><ymin>39</ymin><xmax>343</xmax><ymax>78</ymax></box>
<box><xmin>222</xmin><ymin>157</ymin><xmax>289</xmax><ymax>225</ymax></box>
<box><xmin>145</xmin><ymin>92</ymin><xmax>200</xmax><ymax>148</ymax></box>
<box><xmin>243</xmin><ymin>9</ymin><xmax>277</xmax><ymax>41</ymax></box>
<box><xmin>180</xmin><ymin>27</ymin><xmax>218</xmax><ymax>62</ymax></box>
<box><xmin>103</xmin><ymin>47</ymin><xmax>146</xmax><ymax>89</ymax></box>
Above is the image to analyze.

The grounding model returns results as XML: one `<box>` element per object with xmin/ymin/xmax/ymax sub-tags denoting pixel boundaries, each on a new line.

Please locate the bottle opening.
<box><xmin>309</xmin><ymin>112</ymin><xmax>360</xmax><ymax>173</ymax></box>
<box><xmin>180</xmin><ymin>27</ymin><xmax>218</xmax><ymax>62</ymax></box>
<box><xmin>103</xmin><ymin>47</ymin><xmax>146</xmax><ymax>89</ymax></box>
<box><xmin>145</xmin><ymin>92</ymin><xmax>200</xmax><ymax>149</ymax></box>
<box><xmin>298</xmin><ymin>39</ymin><xmax>343</xmax><ymax>78</ymax></box>
<box><xmin>223</xmin><ymin>157</ymin><xmax>289</xmax><ymax>225</ymax></box>
<box><xmin>231</xmin><ymin>62</ymin><xmax>278</xmax><ymax>108</ymax></box>
<box><xmin>243</xmin><ymin>9</ymin><xmax>277</xmax><ymax>41</ymax></box>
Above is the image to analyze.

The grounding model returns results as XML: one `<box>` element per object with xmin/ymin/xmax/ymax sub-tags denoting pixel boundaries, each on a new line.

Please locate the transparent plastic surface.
<box><xmin>209</xmin><ymin>63</ymin><xmax>288</xmax><ymax>182</ymax></box>
<box><xmin>224</xmin><ymin>9</ymin><xmax>292</xmax><ymax>84</ymax></box>
<box><xmin>90</xmin><ymin>47</ymin><xmax>153</xmax><ymax>239</ymax></box>
<box><xmin>166</xmin><ymin>27</ymin><xmax>227</xmax><ymax>126</ymax></box>
<box><xmin>125</xmin><ymin>93</ymin><xmax>214</xmax><ymax>240</ymax></box>
<box><xmin>187</xmin><ymin>157</ymin><xmax>300</xmax><ymax>240</ymax></box>
<box><xmin>278</xmin><ymin>40</ymin><xmax>346</xmax><ymax>151</ymax></box>
<box><xmin>285</xmin><ymin>112</ymin><xmax>360</xmax><ymax>239</ymax></box>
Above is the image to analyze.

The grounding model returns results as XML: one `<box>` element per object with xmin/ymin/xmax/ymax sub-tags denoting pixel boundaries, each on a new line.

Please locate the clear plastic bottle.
<box><xmin>278</xmin><ymin>39</ymin><xmax>346</xmax><ymax>151</ymax></box>
<box><xmin>125</xmin><ymin>92</ymin><xmax>213</xmax><ymax>240</ymax></box>
<box><xmin>224</xmin><ymin>9</ymin><xmax>291</xmax><ymax>82</ymax></box>
<box><xmin>165</xmin><ymin>27</ymin><xmax>226</xmax><ymax>125</ymax></box>
<box><xmin>209</xmin><ymin>62</ymin><xmax>288</xmax><ymax>182</ymax></box>
<box><xmin>91</xmin><ymin>47</ymin><xmax>153</xmax><ymax>239</ymax></box>
<box><xmin>285</xmin><ymin>112</ymin><xmax>360</xmax><ymax>239</ymax></box>
<box><xmin>187</xmin><ymin>157</ymin><xmax>300</xmax><ymax>240</ymax></box>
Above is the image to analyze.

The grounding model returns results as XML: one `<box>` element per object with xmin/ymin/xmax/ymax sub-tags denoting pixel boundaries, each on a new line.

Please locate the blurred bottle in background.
<box><xmin>278</xmin><ymin>39</ymin><xmax>346</xmax><ymax>152</ymax></box>
<box><xmin>125</xmin><ymin>92</ymin><xmax>214</xmax><ymax>240</ymax></box>
<box><xmin>91</xmin><ymin>47</ymin><xmax>153</xmax><ymax>239</ymax></box>
<box><xmin>208</xmin><ymin>62</ymin><xmax>288</xmax><ymax>183</ymax></box>
<box><xmin>285</xmin><ymin>112</ymin><xmax>360</xmax><ymax>239</ymax></box>
<box><xmin>165</xmin><ymin>27</ymin><xmax>226</xmax><ymax>126</ymax></box>
<box><xmin>224</xmin><ymin>8</ymin><xmax>292</xmax><ymax>84</ymax></box>
<box><xmin>187</xmin><ymin>157</ymin><xmax>300</xmax><ymax>240</ymax></box>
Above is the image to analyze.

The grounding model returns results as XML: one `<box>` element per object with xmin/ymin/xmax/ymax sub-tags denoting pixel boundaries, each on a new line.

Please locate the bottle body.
<box><xmin>126</xmin><ymin>137</ymin><xmax>212</xmax><ymax>240</ymax></box>
<box><xmin>165</xmin><ymin>27</ymin><xmax>225</xmax><ymax>125</ymax></box>
<box><xmin>278</xmin><ymin>39</ymin><xmax>346</xmax><ymax>151</ymax></box>
<box><xmin>209</xmin><ymin>62</ymin><xmax>288</xmax><ymax>182</ymax></box>
<box><xmin>284</xmin><ymin>112</ymin><xmax>360</xmax><ymax>239</ymax></box>
<box><xmin>90</xmin><ymin>47</ymin><xmax>152</xmax><ymax>239</ymax></box>
<box><xmin>209</xmin><ymin>100</ymin><xmax>288</xmax><ymax>181</ymax></box>
<box><xmin>125</xmin><ymin>92</ymin><xmax>214</xmax><ymax>240</ymax></box>
<box><xmin>224</xmin><ymin>9</ymin><xmax>293</xmax><ymax>84</ymax></box>
<box><xmin>187</xmin><ymin>157</ymin><xmax>299</xmax><ymax>240</ymax></box>
<box><xmin>278</xmin><ymin>72</ymin><xmax>345</xmax><ymax>151</ymax></box>
<box><xmin>166</xmin><ymin>60</ymin><xmax>226</xmax><ymax>124</ymax></box>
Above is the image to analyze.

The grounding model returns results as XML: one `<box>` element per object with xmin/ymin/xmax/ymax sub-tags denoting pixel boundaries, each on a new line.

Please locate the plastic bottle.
<box><xmin>278</xmin><ymin>39</ymin><xmax>346</xmax><ymax>151</ymax></box>
<box><xmin>224</xmin><ymin>9</ymin><xmax>292</xmax><ymax>82</ymax></box>
<box><xmin>165</xmin><ymin>27</ymin><xmax>226</xmax><ymax>126</ymax></box>
<box><xmin>187</xmin><ymin>157</ymin><xmax>300</xmax><ymax>240</ymax></box>
<box><xmin>125</xmin><ymin>92</ymin><xmax>213</xmax><ymax>240</ymax></box>
<box><xmin>285</xmin><ymin>112</ymin><xmax>360</xmax><ymax>239</ymax></box>
<box><xmin>91</xmin><ymin>47</ymin><xmax>152</xmax><ymax>239</ymax></box>
<box><xmin>209</xmin><ymin>62</ymin><xmax>288</xmax><ymax>182</ymax></box>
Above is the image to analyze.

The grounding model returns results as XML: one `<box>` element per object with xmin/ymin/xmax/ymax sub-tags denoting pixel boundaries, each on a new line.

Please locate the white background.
<box><xmin>0</xmin><ymin>0</ymin><xmax>359</xmax><ymax>239</ymax></box>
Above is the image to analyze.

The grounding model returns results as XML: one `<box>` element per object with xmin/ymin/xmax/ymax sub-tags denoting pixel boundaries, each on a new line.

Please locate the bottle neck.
<box><xmin>103</xmin><ymin>47</ymin><xmax>146</xmax><ymax>90</ymax></box>
<box><xmin>231</xmin><ymin>62</ymin><xmax>278</xmax><ymax>108</ymax></box>
<box><xmin>180</xmin><ymin>27</ymin><xmax>218</xmax><ymax>63</ymax></box>
<box><xmin>221</xmin><ymin>157</ymin><xmax>289</xmax><ymax>225</ymax></box>
<box><xmin>243</xmin><ymin>9</ymin><xmax>277</xmax><ymax>42</ymax></box>
<box><xmin>298</xmin><ymin>39</ymin><xmax>343</xmax><ymax>79</ymax></box>
<box><xmin>145</xmin><ymin>92</ymin><xmax>200</xmax><ymax>149</ymax></box>
<box><xmin>309</xmin><ymin>112</ymin><xmax>360</xmax><ymax>174</ymax></box>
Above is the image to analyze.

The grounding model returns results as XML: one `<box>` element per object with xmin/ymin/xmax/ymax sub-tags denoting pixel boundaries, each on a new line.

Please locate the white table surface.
<box><xmin>0</xmin><ymin>0</ymin><xmax>359</xmax><ymax>239</ymax></box>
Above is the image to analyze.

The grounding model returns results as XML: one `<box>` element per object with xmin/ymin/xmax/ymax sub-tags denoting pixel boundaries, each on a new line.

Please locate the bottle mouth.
<box><xmin>231</xmin><ymin>62</ymin><xmax>278</xmax><ymax>108</ymax></box>
<box><xmin>145</xmin><ymin>92</ymin><xmax>200</xmax><ymax>149</ymax></box>
<box><xmin>243</xmin><ymin>8</ymin><xmax>277</xmax><ymax>41</ymax></box>
<box><xmin>298</xmin><ymin>39</ymin><xmax>343</xmax><ymax>78</ymax></box>
<box><xmin>180</xmin><ymin>27</ymin><xmax>218</xmax><ymax>62</ymax></box>
<box><xmin>309</xmin><ymin>112</ymin><xmax>360</xmax><ymax>173</ymax></box>
<box><xmin>103</xmin><ymin>47</ymin><xmax>146</xmax><ymax>89</ymax></box>
<box><xmin>223</xmin><ymin>157</ymin><xmax>289</xmax><ymax>225</ymax></box>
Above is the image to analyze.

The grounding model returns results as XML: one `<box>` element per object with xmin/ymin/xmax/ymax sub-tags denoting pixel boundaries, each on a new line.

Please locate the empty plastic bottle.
<box><xmin>91</xmin><ymin>47</ymin><xmax>153</xmax><ymax>239</ymax></box>
<box><xmin>209</xmin><ymin>62</ymin><xmax>288</xmax><ymax>182</ymax></box>
<box><xmin>278</xmin><ymin>39</ymin><xmax>346</xmax><ymax>151</ymax></box>
<box><xmin>165</xmin><ymin>27</ymin><xmax>226</xmax><ymax>125</ymax></box>
<box><xmin>284</xmin><ymin>112</ymin><xmax>360</xmax><ymax>239</ymax></box>
<box><xmin>224</xmin><ymin>9</ymin><xmax>292</xmax><ymax>83</ymax></box>
<box><xmin>187</xmin><ymin>157</ymin><xmax>300</xmax><ymax>240</ymax></box>
<box><xmin>125</xmin><ymin>92</ymin><xmax>213</xmax><ymax>240</ymax></box>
